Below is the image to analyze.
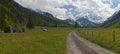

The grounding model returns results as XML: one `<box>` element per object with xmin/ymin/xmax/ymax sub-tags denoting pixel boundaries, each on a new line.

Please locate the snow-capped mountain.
<box><xmin>64</xmin><ymin>12</ymin><xmax>103</xmax><ymax>27</ymax></box>
<box><xmin>76</xmin><ymin>17</ymin><xmax>100</xmax><ymax>27</ymax></box>
<box><xmin>76</xmin><ymin>12</ymin><xmax>103</xmax><ymax>23</ymax></box>
<box><xmin>64</xmin><ymin>18</ymin><xmax>75</xmax><ymax>25</ymax></box>
<box><xmin>64</xmin><ymin>15</ymin><xmax>102</xmax><ymax>27</ymax></box>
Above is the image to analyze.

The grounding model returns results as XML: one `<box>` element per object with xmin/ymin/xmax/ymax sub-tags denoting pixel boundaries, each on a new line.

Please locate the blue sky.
<box><xmin>14</xmin><ymin>0</ymin><xmax>120</xmax><ymax>23</ymax></box>
<box><xmin>102</xmin><ymin>0</ymin><xmax>120</xmax><ymax>8</ymax></box>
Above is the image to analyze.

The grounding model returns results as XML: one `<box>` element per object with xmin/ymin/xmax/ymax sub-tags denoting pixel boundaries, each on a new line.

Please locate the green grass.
<box><xmin>0</xmin><ymin>27</ymin><xmax>72</xmax><ymax>54</ymax></box>
<box><xmin>76</xmin><ymin>28</ymin><xmax>120</xmax><ymax>53</ymax></box>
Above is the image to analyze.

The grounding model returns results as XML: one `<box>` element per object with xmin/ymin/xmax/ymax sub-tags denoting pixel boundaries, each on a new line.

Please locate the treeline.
<box><xmin>0</xmin><ymin>0</ymin><xmax>70</xmax><ymax>30</ymax></box>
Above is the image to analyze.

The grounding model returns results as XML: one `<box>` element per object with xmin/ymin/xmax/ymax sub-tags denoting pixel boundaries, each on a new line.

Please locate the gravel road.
<box><xmin>66</xmin><ymin>32</ymin><xmax>116</xmax><ymax>54</ymax></box>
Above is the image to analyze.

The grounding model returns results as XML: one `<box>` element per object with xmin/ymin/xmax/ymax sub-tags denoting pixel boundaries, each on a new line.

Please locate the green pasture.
<box><xmin>0</xmin><ymin>27</ymin><xmax>71</xmax><ymax>54</ymax></box>
<box><xmin>77</xmin><ymin>28</ymin><xmax>120</xmax><ymax>53</ymax></box>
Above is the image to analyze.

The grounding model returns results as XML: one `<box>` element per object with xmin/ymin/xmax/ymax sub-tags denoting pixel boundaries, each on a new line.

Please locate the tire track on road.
<box><xmin>66</xmin><ymin>32</ymin><xmax>115</xmax><ymax>54</ymax></box>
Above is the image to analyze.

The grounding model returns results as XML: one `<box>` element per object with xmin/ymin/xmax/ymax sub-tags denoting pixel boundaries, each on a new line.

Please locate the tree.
<box><xmin>53</xmin><ymin>23</ymin><xmax>58</xmax><ymax>27</ymax></box>
<box><xmin>74</xmin><ymin>20</ymin><xmax>79</xmax><ymax>28</ymax></box>
<box><xmin>0</xmin><ymin>8</ymin><xmax>7</xmax><ymax>31</ymax></box>
<box><xmin>26</xmin><ymin>18</ymin><xmax>34</xmax><ymax>29</ymax></box>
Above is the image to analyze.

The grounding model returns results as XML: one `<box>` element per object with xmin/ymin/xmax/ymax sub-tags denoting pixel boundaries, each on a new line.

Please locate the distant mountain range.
<box><xmin>64</xmin><ymin>0</ymin><xmax>120</xmax><ymax>27</ymax></box>
<box><xmin>77</xmin><ymin>17</ymin><xmax>101</xmax><ymax>27</ymax></box>
<box><xmin>64</xmin><ymin>9</ymin><xmax>120</xmax><ymax>28</ymax></box>
<box><xmin>64</xmin><ymin>8</ymin><xmax>120</xmax><ymax>28</ymax></box>
<box><xmin>64</xmin><ymin>14</ymin><xmax>102</xmax><ymax>27</ymax></box>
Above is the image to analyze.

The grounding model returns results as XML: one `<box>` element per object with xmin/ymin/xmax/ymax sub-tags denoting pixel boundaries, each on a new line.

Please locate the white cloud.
<box><xmin>14</xmin><ymin>0</ymin><xmax>120</xmax><ymax>23</ymax></box>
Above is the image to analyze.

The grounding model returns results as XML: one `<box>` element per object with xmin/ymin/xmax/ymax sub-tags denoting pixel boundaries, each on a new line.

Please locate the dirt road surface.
<box><xmin>66</xmin><ymin>32</ymin><xmax>116</xmax><ymax>54</ymax></box>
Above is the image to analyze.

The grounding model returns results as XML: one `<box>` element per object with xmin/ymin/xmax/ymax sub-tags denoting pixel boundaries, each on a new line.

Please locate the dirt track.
<box><xmin>66</xmin><ymin>32</ymin><xmax>116</xmax><ymax>54</ymax></box>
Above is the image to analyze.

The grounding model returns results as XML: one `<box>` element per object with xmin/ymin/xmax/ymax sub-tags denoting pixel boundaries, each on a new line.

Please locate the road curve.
<box><xmin>66</xmin><ymin>32</ymin><xmax>116</xmax><ymax>54</ymax></box>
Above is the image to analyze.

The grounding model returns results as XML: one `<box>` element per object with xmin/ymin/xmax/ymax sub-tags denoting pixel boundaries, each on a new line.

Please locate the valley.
<box><xmin>1</xmin><ymin>0</ymin><xmax>120</xmax><ymax>54</ymax></box>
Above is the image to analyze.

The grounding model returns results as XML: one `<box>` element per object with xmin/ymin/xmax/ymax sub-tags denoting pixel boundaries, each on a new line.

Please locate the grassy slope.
<box><xmin>103</xmin><ymin>10</ymin><xmax>120</xmax><ymax>28</ymax></box>
<box><xmin>103</xmin><ymin>18</ymin><xmax>120</xmax><ymax>28</ymax></box>
<box><xmin>76</xmin><ymin>28</ymin><xmax>120</xmax><ymax>53</ymax></box>
<box><xmin>0</xmin><ymin>27</ymin><xmax>72</xmax><ymax>54</ymax></box>
<box><xmin>0</xmin><ymin>0</ymin><xmax>70</xmax><ymax>27</ymax></box>
<box><xmin>109</xmin><ymin>18</ymin><xmax>120</xmax><ymax>28</ymax></box>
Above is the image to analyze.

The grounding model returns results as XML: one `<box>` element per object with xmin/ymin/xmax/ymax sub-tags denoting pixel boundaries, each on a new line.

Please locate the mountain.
<box><xmin>76</xmin><ymin>17</ymin><xmax>100</xmax><ymax>27</ymax></box>
<box><xmin>64</xmin><ymin>18</ymin><xmax>75</xmax><ymax>25</ymax></box>
<box><xmin>0</xmin><ymin>0</ymin><xmax>70</xmax><ymax>30</ymax></box>
<box><xmin>64</xmin><ymin>15</ymin><xmax>102</xmax><ymax>27</ymax></box>
<box><xmin>102</xmin><ymin>10</ymin><xmax>120</xmax><ymax>28</ymax></box>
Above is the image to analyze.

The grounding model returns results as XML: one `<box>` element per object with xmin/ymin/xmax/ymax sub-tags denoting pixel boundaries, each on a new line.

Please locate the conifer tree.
<box><xmin>26</xmin><ymin>18</ymin><xmax>34</xmax><ymax>29</ymax></box>
<box><xmin>74</xmin><ymin>20</ymin><xmax>79</xmax><ymax>28</ymax></box>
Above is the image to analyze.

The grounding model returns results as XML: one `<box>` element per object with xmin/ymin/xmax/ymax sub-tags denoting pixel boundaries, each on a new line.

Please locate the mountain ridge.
<box><xmin>102</xmin><ymin>9</ymin><xmax>120</xmax><ymax>28</ymax></box>
<box><xmin>0</xmin><ymin>0</ymin><xmax>70</xmax><ymax>30</ymax></box>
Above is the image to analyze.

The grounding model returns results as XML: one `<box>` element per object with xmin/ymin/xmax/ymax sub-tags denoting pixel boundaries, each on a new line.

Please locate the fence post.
<box><xmin>86</xmin><ymin>30</ymin><xmax>88</xmax><ymax>35</ymax></box>
<box><xmin>113</xmin><ymin>31</ymin><xmax>115</xmax><ymax>42</ymax></box>
<box><xmin>92</xmin><ymin>31</ymin><xmax>93</xmax><ymax>36</ymax></box>
<box><xmin>86</xmin><ymin>28</ymin><xmax>88</xmax><ymax>35</ymax></box>
<box><xmin>98</xmin><ymin>32</ymin><xmax>100</xmax><ymax>37</ymax></box>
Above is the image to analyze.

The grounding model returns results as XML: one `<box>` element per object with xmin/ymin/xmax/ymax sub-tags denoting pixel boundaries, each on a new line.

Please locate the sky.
<box><xmin>14</xmin><ymin>0</ymin><xmax>120</xmax><ymax>23</ymax></box>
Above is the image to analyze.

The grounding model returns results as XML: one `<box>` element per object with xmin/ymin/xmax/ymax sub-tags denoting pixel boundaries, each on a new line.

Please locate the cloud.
<box><xmin>14</xmin><ymin>0</ymin><xmax>120</xmax><ymax>23</ymax></box>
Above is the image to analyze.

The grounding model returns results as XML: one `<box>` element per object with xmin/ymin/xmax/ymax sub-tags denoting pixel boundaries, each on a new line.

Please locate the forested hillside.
<box><xmin>103</xmin><ymin>10</ymin><xmax>120</xmax><ymax>28</ymax></box>
<box><xmin>0</xmin><ymin>0</ymin><xmax>70</xmax><ymax>30</ymax></box>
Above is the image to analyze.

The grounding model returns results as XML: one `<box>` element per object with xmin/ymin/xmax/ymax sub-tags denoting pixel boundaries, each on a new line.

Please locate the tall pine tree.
<box><xmin>26</xmin><ymin>18</ymin><xmax>34</xmax><ymax>29</ymax></box>
<box><xmin>0</xmin><ymin>7</ymin><xmax>7</xmax><ymax>30</ymax></box>
<box><xmin>74</xmin><ymin>20</ymin><xmax>79</xmax><ymax>28</ymax></box>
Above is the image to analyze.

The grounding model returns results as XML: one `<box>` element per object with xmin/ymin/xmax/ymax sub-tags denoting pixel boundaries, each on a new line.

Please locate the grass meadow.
<box><xmin>76</xmin><ymin>28</ymin><xmax>120</xmax><ymax>53</ymax></box>
<box><xmin>0</xmin><ymin>27</ymin><xmax>72</xmax><ymax>54</ymax></box>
